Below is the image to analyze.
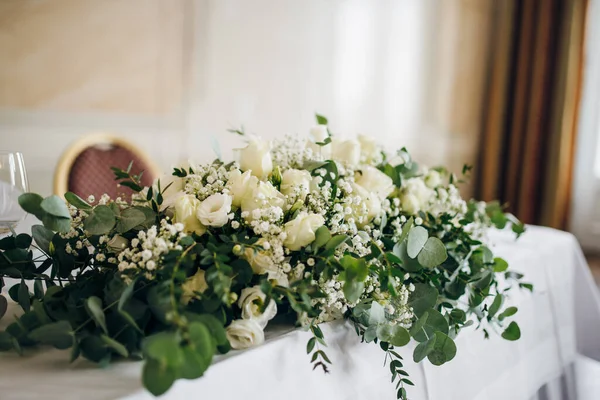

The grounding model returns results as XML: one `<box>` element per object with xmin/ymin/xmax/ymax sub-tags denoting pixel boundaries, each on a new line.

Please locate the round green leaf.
<box><xmin>501</xmin><ymin>321</ymin><xmax>521</xmax><ymax>341</ymax></box>
<box><xmin>41</xmin><ymin>214</ymin><xmax>72</xmax><ymax>233</ymax></box>
<box><xmin>407</xmin><ymin>226</ymin><xmax>428</xmax><ymax>258</ymax></box>
<box><xmin>417</xmin><ymin>237</ymin><xmax>448</xmax><ymax>268</ymax></box>
<box><xmin>493</xmin><ymin>257</ymin><xmax>509</xmax><ymax>272</ymax></box>
<box><xmin>396</xmin><ymin>241</ymin><xmax>423</xmax><ymax>272</ymax></box>
<box><xmin>388</xmin><ymin>325</ymin><xmax>410</xmax><ymax>347</ymax></box>
<box><xmin>411</xmin><ymin>308</ymin><xmax>449</xmax><ymax>342</ymax></box>
<box><xmin>64</xmin><ymin>192</ymin><xmax>92</xmax><ymax>210</ymax></box>
<box><xmin>84</xmin><ymin>205</ymin><xmax>116</xmax><ymax>235</ymax></box>
<box><xmin>343</xmin><ymin>280</ymin><xmax>365</xmax><ymax>303</ymax></box>
<box><xmin>116</xmin><ymin>208</ymin><xmax>147</xmax><ymax>233</ymax></box>
<box><xmin>368</xmin><ymin>301</ymin><xmax>386</xmax><ymax>325</ymax></box>
<box><xmin>40</xmin><ymin>195</ymin><xmax>71</xmax><ymax>219</ymax></box>
<box><xmin>18</xmin><ymin>193</ymin><xmax>45</xmax><ymax>219</ymax></box>
<box><xmin>427</xmin><ymin>331</ymin><xmax>457</xmax><ymax>366</ymax></box>
<box><xmin>14</xmin><ymin>234</ymin><xmax>32</xmax><ymax>249</ymax></box>
<box><xmin>80</xmin><ymin>335</ymin><xmax>109</xmax><ymax>362</ymax></box>
<box><xmin>143</xmin><ymin>331</ymin><xmax>184</xmax><ymax>367</ymax></box>
<box><xmin>413</xmin><ymin>333</ymin><xmax>436</xmax><ymax>363</ymax></box>
<box><xmin>31</xmin><ymin>225</ymin><xmax>55</xmax><ymax>254</ymax></box>
<box><xmin>408</xmin><ymin>283</ymin><xmax>438</xmax><ymax>317</ymax></box>
<box><xmin>143</xmin><ymin>358</ymin><xmax>177</xmax><ymax>396</ymax></box>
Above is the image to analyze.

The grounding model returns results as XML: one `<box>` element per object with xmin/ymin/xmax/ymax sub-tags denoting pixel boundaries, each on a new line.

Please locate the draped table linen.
<box><xmin>1</xmin><ymin>225</ymin><xmax>600</xmax><ymax>400</ymax></box>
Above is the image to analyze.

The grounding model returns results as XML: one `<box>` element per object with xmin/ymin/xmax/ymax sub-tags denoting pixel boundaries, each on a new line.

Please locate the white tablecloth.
<box><xmin>1</xmin><ymin>225</ymin><xmax>600</xmax><ymax>400</ymax></box>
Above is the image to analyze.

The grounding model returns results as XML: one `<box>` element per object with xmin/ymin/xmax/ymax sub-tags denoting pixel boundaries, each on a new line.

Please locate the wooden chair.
<box><xmin>54</xmin><ymin>133</ymin><xmax>160</xmax><ymax>200</ymax></box>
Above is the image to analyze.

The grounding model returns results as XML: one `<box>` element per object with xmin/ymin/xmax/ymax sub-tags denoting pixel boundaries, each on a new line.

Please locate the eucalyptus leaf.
<box><xmin>427</xmin><ymin>331</ymin><xmax>457</xmax><ymax>366</ymax></box>
<box><xmin>408</xmin><ymin>283</ymin><xmax>438</xmax><ymax>317</ymax></box>
<box><xmin>40</xmin><ymin>195</ymin><xmax>71</xmax><ymax>219</ymax></box>
<box><xmin>0</xmin><ymin>295</ymin><xmax>8</xmax><ymax>320</ymax></box>
<box><xmin>18</xmin><ymin>193</ymin><xmax>45</xmax><ymax>219</ymax></box>
<box><xmin>488</xmin><ymin>294</ymin><xmax>503</xmax><ymax>319</ymax></box>
<box><xmin>501</xmin><ymin>321</ymin><xmax>521</xmax><ymax>341</ymax></box>
<box><xmin>413</xmin><ymin>334</ymin><xmax>436</xmax><ymax>363</ymax></box>
<box><xmin>41</xmin><ymin>215</ymin><xmax>71</xmax><ymax>233</ymax></box>
<box><xmin>143</xmin><ymin>331</ymin><xmax>184</xmax><ymax>367</ymax></box>
<box><xmin>28</xmin><ymin>321</ymin><xmax>73</xmax><ymax>349</ymax></box>
<box><xmin>116</xmin><ymin>208</ymin><xmax>147</xmax><ymax>233</ymax></box>
<box><xmin>84</xmin><ymin>296</ymin><xmax>107</xmax><ymax>334</ymax></box>
<box><xmin>493</xmin><ymin>257</ymin><xmax>509</xmax><ymax>272</ymax></box>
<box><xmin>343</xmin><ymin>281</ymin><xmax>365</xmax><ymax>303</ymax></box>
<box><xmin>411</xmin><ymin>308</ymin><xmax>449</xmax><ymax>342</ymax></box>
<box><xmin>143</xmin><ymin>358</ymin><xmax>177</xmax><ymax>396</ymax></box>
<box><xmin>407</xmin><ymin>226</ymin><xmax>428</xmax><ymax>258</ymax></box>
<box><xmin>101</xmin><ymin>334</ymin><xmax>129</xmax><ymax>357</ymax></box>
<box><xmin>498</xmin><ymin>306</ymin><xmax>518</xmax><ymax>321</ymax></box>
<box><xmin>17</xmin><ymin>279</ymin><xmax>30</xmax><ymax>312</ymax></box>
<box><xmin>368</xmin><ymin>301</ymin><xmax>386</xmax><ymax>325</ymax></box>
<box><xmin>31</xmin><ymin>225</ymin><xmax>55</xmax><ymax>254</ymax></box>
<box><xmin>64</xmin><ymin>192</ymin><xmax>92</xmax><ymax>210</ymax></box>
<box><xmin>417</xmin><ymin>237</ymin><xmax>448</xmax><ymax>268</ymax></box>
<box><xmin>388</xmin><ymin>325</ymin><xmax>410</xmax><ymax>347</ymax></box>
<box><xmin>313</xmin><ymin>226</ymin><xmax>331</xmax><ymax>250</ymax></box>
<box><xmin>84</xmin><ymin>205</ymin><xmax>116</xmax><ymax>235</ymax></box>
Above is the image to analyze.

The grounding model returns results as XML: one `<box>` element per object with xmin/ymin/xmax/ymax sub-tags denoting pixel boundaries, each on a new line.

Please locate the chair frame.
<box><xmin>53</xmin><ymin>133</ymin><xmax>161</xmax><ymax>196</ymax></box>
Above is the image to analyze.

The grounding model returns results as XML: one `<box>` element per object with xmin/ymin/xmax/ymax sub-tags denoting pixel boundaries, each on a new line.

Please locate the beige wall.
<box><xmin>0</xmin><ymin>0</ymin><xmax>493</xmax><ymax>196</ymax></box>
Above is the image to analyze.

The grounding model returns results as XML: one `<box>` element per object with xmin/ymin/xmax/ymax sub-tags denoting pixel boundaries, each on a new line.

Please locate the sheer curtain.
<box><xmin>186</xmin><ymin>0</ymin><xmax>494</xmax><ymax>198</ymax></box>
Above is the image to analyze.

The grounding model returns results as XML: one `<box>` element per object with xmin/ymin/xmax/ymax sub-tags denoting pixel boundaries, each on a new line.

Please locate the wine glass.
<box><xmin>0</xmin><ymin>152</ymin><xmax>29</xmax><ymax>234</ymax></box>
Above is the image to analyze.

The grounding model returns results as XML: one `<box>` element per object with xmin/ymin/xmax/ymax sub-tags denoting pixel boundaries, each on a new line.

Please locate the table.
<box><xmin>1</xmin><ymin>225</ymin><xmax>600</xmax><ymax>400</ymax></box>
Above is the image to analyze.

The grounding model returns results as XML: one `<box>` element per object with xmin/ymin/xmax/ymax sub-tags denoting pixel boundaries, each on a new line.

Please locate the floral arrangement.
<box><xmin>0</xmin><ymin>115</ymin><xmax>527</xmax><ymax>399</ymax></box>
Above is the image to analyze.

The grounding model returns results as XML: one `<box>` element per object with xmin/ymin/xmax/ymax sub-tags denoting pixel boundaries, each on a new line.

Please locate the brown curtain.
<box><xmin>476</xmin><ymin>0</ymin><xmax>588</xmax><ymax>229</ymax></box>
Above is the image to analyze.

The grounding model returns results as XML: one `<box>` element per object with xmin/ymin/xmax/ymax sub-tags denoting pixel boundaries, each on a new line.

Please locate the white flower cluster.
<box><xmin>117</xmin><ymin>219</ymin><xmax>187</xmax><ymax>281</ymax></box>
<box><xmin>184</xmin><ymin>162</ymin><xmax>233</xmax><ymax>201</ymax></box>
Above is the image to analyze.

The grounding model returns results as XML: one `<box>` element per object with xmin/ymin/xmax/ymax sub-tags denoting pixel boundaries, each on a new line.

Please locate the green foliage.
<box><xmin>84</xmin><ymin>205</ymin><xmax>116</xmax><ymax>235</ymax></box>
<box><xmin>501</xmin><ymin>321</ymin><xmax>521</xmax><ymax>341</ymax></box>
<box><xmin>19</xmin><ymin>193</ymin><xmax>72</xmax><ymax>233</ymax></box>
<box><xmin>0</xmin><ymin>134</ymin><xmax>529</xmax><ymax>399</ymax></box>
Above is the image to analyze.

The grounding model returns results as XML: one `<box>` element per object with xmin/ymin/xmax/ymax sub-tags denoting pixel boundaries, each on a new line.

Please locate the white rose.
<box><xmin>173</xmin><ymin>194</ymin><xmax>206</xmax><ymax>235</ymax></box>
<box><xmin>243</xmin><ymin>239</ymin><xmax>276</xmax><ymax>274</ymax></box>
<box><xmin>280</xmin><ymin>169</ymin><xmax>312</xmax><ymax>200</ymax></box>
<box><xmin>227</xmin><ymin>169</ymin><xmax>258</xmax><ymax>207</ymax></box>
<box><xmin>196</xmin><ymin>193</ymin><xmax>232</xmax><ymax>227</ymax></box>
<box><xmin>424</xmin><ymin>170</ymin><xmax>443</xmax><ymax>189</ymax></box>
<box><xmin>357</xmin><ymin>134</ymin><xmax>381</xmax><ymax>163</ymax></box>
<box><xmin>283</xmin><ymin>212</ymin><xmax>325</xmax><ymax>251</ymax></box>
<box><xmin>238</xmin><ymin>137</ymin><xmax>273</xmax><ymax>179</ymax></box>
<box><xmin>306</xmin><ymin>125</ymin><xmax>332</xmax><ymax>160</ymax></box>
<box><xmin>332</xmin><ymin>138</ymin><xmax>361</xmax><ymax>167</ymax></box>
<box><xmin>238</xmin><ymin>286</ymin><xmax>277</xmax><ymax>328</ymax></box>
<box><xmin>226</xmin><ymin>319</ymin><xmax>265</xmax><ymax>350</ymax></box>
<box><xmin>107</xmin><ymin>235</ymin><xmax>129</xmax><ymax>254</ymax></box>
<box><xmin>351</xmin><ymin>183</ymin><xmax>382</xmax><ymax>225</ymax></box>
<box><xmin>399</xmin><ymin>192</ymin><xmax>420</xmax><ymax>215</ymax></box>
<box><xmin>155</xmin><ymin>173</ymin><xmax>185</xmax><ymax>211</ymax></box>
<box><xmin>355</xmin><ymin>166</ymin><xmax>395</xmax><ymax>200</ymax></box>
<box><xmin>267</xmin><ymin>270</ymin><xmax>289</xmax><ymax>288</ymax></box>
<box><xmin>181</xmin><ymin>269</ymin><xmax>208</xmax><ymax>304</ymax></box>
<box><xmin>405</xmin><ymin>178</ymin><xmax>433</xmax><ymax>204</ymax></box>
<box><xmin>241</xmin><ymin>181</ymin><xmax>285</xmax><ymax>221</ymax></box>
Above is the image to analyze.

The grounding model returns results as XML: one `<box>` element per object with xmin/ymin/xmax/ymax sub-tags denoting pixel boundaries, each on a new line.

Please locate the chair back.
<box><xmin>54</xmin><ymin>134</ymin><xmax>159</xmax><ymax>201</ymax></box>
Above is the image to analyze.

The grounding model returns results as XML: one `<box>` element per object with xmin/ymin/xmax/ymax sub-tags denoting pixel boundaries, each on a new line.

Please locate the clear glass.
<box><xmin>0</xmin><ymin>152</ymin><xmax>29</xmax><ymax>233</ymax></box>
